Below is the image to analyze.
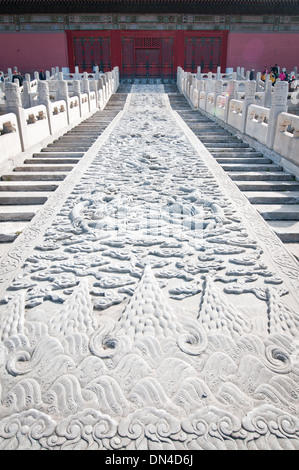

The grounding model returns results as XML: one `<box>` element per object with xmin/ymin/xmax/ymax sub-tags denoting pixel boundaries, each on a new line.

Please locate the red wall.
<box><xmin>227</xmin><ymin>32</ymin><xmax>299</xmax><ymax>74</ymax></box>
<box><xmin>1</xmin><ymin>30</ymin><xmax>298</xmax><ymax>77</ymax></box>
<box><xmin>0</xmin><ymin>32</ymin><xmax>68</xmax><ymax>76</ymax></box>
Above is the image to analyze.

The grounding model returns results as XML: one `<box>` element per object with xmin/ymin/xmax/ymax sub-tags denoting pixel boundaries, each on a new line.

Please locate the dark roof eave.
<box><xmin>1</xmin><ymin>0</ymin><xmax>299</xmax><ymax>15</ymax></box>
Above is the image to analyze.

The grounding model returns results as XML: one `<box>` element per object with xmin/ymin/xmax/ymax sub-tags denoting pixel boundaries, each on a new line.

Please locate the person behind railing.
<box><xmin>271</xmin><ymin>64</ymin><xmax>279</xmax><ymax>80</ymax></box>
<box><xmin>270</xmin><ymin>71</ymin><xmax>276</xmax><ymax>86</ymax></box>
<box><xmin>279</xmin><ymin>69</ymin><xmax>287</xmax><ymax>81</ymax></box>
<box><xmin>12</xmin><ymin>70</ymin><xmax>23</xmax><ymax>86</ymax></box>
<box><xmin>39</xmin><ymin>69</ymin><xmax>46</xmax><ymax>80</ymax></box>
<box><xmin>249</xmin><ymin>69</ymin><xmax>255</xmax><ymax>80</ymax></box>
<box><xmin>289</xmin><ymin>76</ymin><xmax>298</xmax><ymax>92</ymax></box>
<box><xmin>261</xmin><ymin>66</ymin><xmax>269</xmax><ymax>81</ymax></box>
<box><xmin>0</xmin><ymin>72</ymin><xmax>4</xmax><ymax>82</ymax></box>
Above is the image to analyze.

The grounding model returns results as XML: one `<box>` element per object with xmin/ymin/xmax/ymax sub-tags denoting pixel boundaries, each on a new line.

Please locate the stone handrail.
<box><xmin>24</xmin><ymin>104</ymin><xmax>50</xmax><ymax>147</ymax></box>
<box><xmin>0</xmin><ymin>66</ymin><xmax>119</xmax><ymax>166</ymax></box>
<box><xmin>273</xmin><ymin>112</ymin><xmax>299</xmax><ymax>167</ymax></box>
<box><xmin>0</xmin><ymin>112</ymin><xmax>22</xmax><ymax>158</ymax></box>
<box><xmin>178</xmin><ymin>66</ymin><xmax>299</xmax><ymax>174</ymax></box>
<box><xmin>245</xmin><ymin>104</ymin><xmax>270</xmax><ymax>145</ymax></box>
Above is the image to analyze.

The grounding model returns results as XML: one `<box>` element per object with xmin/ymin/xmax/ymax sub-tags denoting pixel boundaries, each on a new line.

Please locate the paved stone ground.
<box><xmin>0</xmin><ymin>85</ymin><xmax>299</xmax><ymax>450</ymax></box>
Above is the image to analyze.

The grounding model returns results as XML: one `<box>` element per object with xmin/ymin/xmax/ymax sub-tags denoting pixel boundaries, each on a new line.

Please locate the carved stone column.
<box><xmin>37</xmin><ymin>80</ymin><xmax>53</xmax><ymax>134</ymax></box>
<box><xmin>241</xmin><ymin>80</ymin><xmax>256</xmax><ymax>133</ymax></box>
<box><xmin>82</xmin><ymin>73</ymin><xmax>91</xmax><ymax>112</ymax></box>
<box><xmin>266</xmin><ymin>80</ymin><xmax>289</xmax><ymax>150</ymax></box>
<box><xmin>73</xmin><ymin>80</ymin><xmax>82</xmax><ymax>116</ymax></box>
<box><xmin>57</xmin><ymin>79</ymin><xmax>70</xmax><ymax>124</ymax></box>
<box><xmin>5</xmin><ymin>82</ymin><xmax>28</xmax><ymax>150</ymax></box>
<box><xmin>225</xmin><ymin>80</ymin><xmax>238</xmax><ymax>122</ymax></box>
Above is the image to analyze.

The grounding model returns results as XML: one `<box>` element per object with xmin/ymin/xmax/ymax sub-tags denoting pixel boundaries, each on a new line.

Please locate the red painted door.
<box><xmin>135</xmin><ymin>48</ymin><xmax>160</xmax><ymax>77</ymax></box>
<box><xmin>184</xmin><ymin>36</ymin><xmax>222</xmax><ymax>73</ymax></box>
<box><xmin>161</xmin><ymin>37</ymin><xmax>173</xmax><ymax>77</ymax></box>
<box><xmin>73</xmin><ymin>36</ymin><xmax>111</xmax><ymax>72</ymax></box>
<box><xmin>67</xmin><ymin>30</ymin><xmax>227</xmax><ymax>78</ymax></box>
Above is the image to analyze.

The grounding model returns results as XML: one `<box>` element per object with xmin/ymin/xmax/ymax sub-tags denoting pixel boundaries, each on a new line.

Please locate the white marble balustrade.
<box><xmin>178</xmin><ymin>66</ymin><xmax>299</xmax><ymax>172</ymax></box>
<box><xmin>0</xmin><ymin>66</ymin><xmax>119</xmax><ymax>165</ymax></box>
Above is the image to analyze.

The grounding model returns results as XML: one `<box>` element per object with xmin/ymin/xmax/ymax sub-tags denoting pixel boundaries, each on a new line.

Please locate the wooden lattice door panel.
<box><xmin>68</xmin><ymin>30</ymin><xmax>227</xmax><ymax>79</ymax></box>
<box><xmin>135</xmin><ymin>48</ymin><xmax>160</xmax><ymax>77</ymax></box>
<box><xmin>122</xmin><ymin>35</ymin><xmax>173</xmax><ymax>78</ymax></box>
<box><xmin>73</xmin><ymin>36</ymin><xmax>111</xmax><ymax>72</ymax></box>
<box><xmin>184</xmin><ymin>37</ymin><xmax>222</xmax><ymax>73</ymax></box>
<box><xmin>161</xmin><ymin>37</ymin><xmax>173</xmax><ymax>77</ymax></box>
<box><xmin>122</xmin><ymin>37</ymin><xmax>135</xmax><ymax>78</ymax></box>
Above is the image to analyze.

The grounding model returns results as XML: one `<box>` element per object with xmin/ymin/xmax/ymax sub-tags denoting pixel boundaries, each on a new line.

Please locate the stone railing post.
<box><xmin>196</xmin><ymin>66</ymin><xmax>202</xmax><ymax>80</ymax></box>
<box><xmin>115</xmin><ymin>66</ymin><xmax>120</xmax><ymax>90</ymax></box>
<box><xmin>264</xmin><ymin>80</ymin><xmax>273</xmax><ymax>108</ymax></box>
<box><xmin>37</xmin><ymin>80</ymin><xmax>53</xmax><ymax>134</ymax></box>
<box><xmin>204</xmin><ymin>78</ymin><xmax>214</xmax><ymax>110</ymax></box>
<box><xmin>5</xmin><ymin>82</ymin><xmax>28</xmax><ymax>150</ymax></box>
<box><xmin>94</xmin><ymin>65</ymin><xmax>100</xmax><ymax>80</ymax></box>
<box><xmin>89</xmin><ymin>80</ymin><xmax>98</xmax><ymax>107</ymax></box>
<box><xmin>82</xmin><ymin>73</ymin><xmax>91</xmax><ymax>111</ymax></box>
<box><xmin>73</xmin><ymin>80</ymin><xmax>82</xmax><ymax>116</ymax></box>
<box><xmin>266</xmin><ymin>80</ymin><xmax>289</xmax><ymax>150</ymax></box>
<box><xmin>213</xmin><ymin>79</ymin><xmax>223</xmax><ymax>115</ymax></box>
<box><xmin>57</xmin><ymin>78</ymin><xmax>70</xmax><ymax>124</ymax></box>
<box><xmin>74</xmin><ymin>66</ymin><xmax>80</xmax><ymax>80</ymax></box>
<box><xmin>21</xmin><ymin>80</ymin><xmax>31</xmax><ymax>108</ymax></box>
<box><xmin>225</xmin><ymin>79</ymin><xmax>238</xmax><ymax>122</ymax></box>
<box><xmin>241</xmin><ymin>80</ymin><xmax>256</xmax><ymax>133</ymax></box>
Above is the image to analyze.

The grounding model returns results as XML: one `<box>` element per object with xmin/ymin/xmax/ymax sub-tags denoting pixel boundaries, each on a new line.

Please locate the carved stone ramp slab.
<box><xmin>0</xmin><ymin>92</ymin><xmax>128</xmax><ymax>255</ymax></box>
<box><xmin>0</xmin><ymin>85</ymin><xmax>299</xmax><ymax>450</ymax></box>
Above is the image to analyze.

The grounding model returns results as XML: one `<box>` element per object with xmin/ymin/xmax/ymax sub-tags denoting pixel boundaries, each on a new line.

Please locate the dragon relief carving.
<box><xmin>0</xmin><ymin>89</ymin><xmax>298</xmax><ymax>449</ymax></box>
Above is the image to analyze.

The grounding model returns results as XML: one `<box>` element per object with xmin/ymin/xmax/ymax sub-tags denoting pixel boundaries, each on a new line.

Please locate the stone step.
<box><xmin>0</xmin><ymin>192</ymin><xmax>50</xmax><ymax>205</ymax></box>
<box><xmin>25</xmin><ymin>158</ymin><xmax>81</xmax><ymax>164</ymax></box>
<box><xmin>236</xmin><ymin>181</ymin><xmax>299</xmax><ymax>191</ymax></box>
<box><xmin>204</xmin><ymin>142</ymin><xmax>250</xmax><ymax>148</ymax></box>
<box><xmin>54</xmin><ymin>137</ymin><xmax>97</xmax><ymax>143</ymax></box>
<box><xmin>0</xmin><ymin>181</ymin><xmax>58</xmax><ymax>191</ymax></box>
<box><xmin>216</xmin><ymin>157</ymin><xmax>272</xmax><ymax>164</ymax></box>
<box><xmin>13</xmin><ymin>164</ymin><xmax>75</xmax><ymax>172</ymax></box>
<box><xmin>210</xmin><ymin>151</ymin><xmax>264</xmax><ymax>158</ymax></box>
<box><xmin>244</xmin><ymin>191</ymin><xmax>299</xmax><ymax>204</ymax></box>
<box><xmin>0</xmin><ymin>221</ymin><xmax>29</xmax><ymax>242</ymax></box>
<box><xmin>41</xmin><ymin>148</ymin><xmax>90</xmax><ymax>153</ymax></box>
<box><xmin>65</xmin><ymin>131</ymin><xmax>104</xmax><ymax>136</ymax></box>
<box><xmin>189</xmin><ymin>130</ymin><xmax>229</xmax><ymax>135</ymax></box>
<box><xmin>197</xmin><ymin>137</ymin><xmax>241</xmax><ymax>143</ymax></box>
<box><xmin>255</xmin><ymin>204</ymin><xmax>299</xmax><ymax>220</ymax></box>
<box><xmin>266</xmin><ymin>220</ymin><xmax>299</xmax><ymax>242</ymax></box>
<box><xmin>34</xmin><ymin>152</ymin><xmax>84</xmax><ymax>158</ymax></box>
<box><xmin>1</xmin><ymin>172</ymin><xmax>68</xmax><ymax>181</ymax></box>
<box><xmin>0</xmin><ymin>205</ymin><xmax>42</xmax><ymax>221</ymax></box>
<box><xmin>221</xmin><ymin>163</ymin><xmax>282</xmax><ymax>172</ymax></box>
<box><xmin>209</xmin><ymin>147</ymin><xmax>261</xmax><ymax>154</ymax></box>
<box><xmin>44</xmin><ymin>144</ymin><xmax>90</xmax><ymax>150</ymax></box>
<box><xmin>228</xmin><ymin>171</ymin><xmax>294</xmax><ymax>181</ymax></box>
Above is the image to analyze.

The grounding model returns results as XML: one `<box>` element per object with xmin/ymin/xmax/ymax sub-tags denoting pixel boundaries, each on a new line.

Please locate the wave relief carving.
<box><xmin>0</xmin><ymin>91</ymin><xmax>299</xmax><ymax>449</ymax></box>
<box><xmin>0</xmin><ymin>265</ymin><xmax>298</xmax><ymax>450</ymax></box>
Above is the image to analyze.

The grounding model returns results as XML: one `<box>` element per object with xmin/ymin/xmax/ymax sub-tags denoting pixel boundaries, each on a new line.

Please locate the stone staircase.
<box><xmin>0</xmin><ymin>89</ymin><xmax>129</xmax><ymax>254</ymax></box>
<box><xmin>167</xmin><ymin>88</ymin><xmax>299</xmax><ymax>261</ymax></box>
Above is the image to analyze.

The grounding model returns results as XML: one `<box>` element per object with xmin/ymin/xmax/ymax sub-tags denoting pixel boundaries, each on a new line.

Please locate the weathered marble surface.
<box><xmin>0</xmin><ymin>85</ymin><xmax>299</xmax><ymax>450</ymax></box>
